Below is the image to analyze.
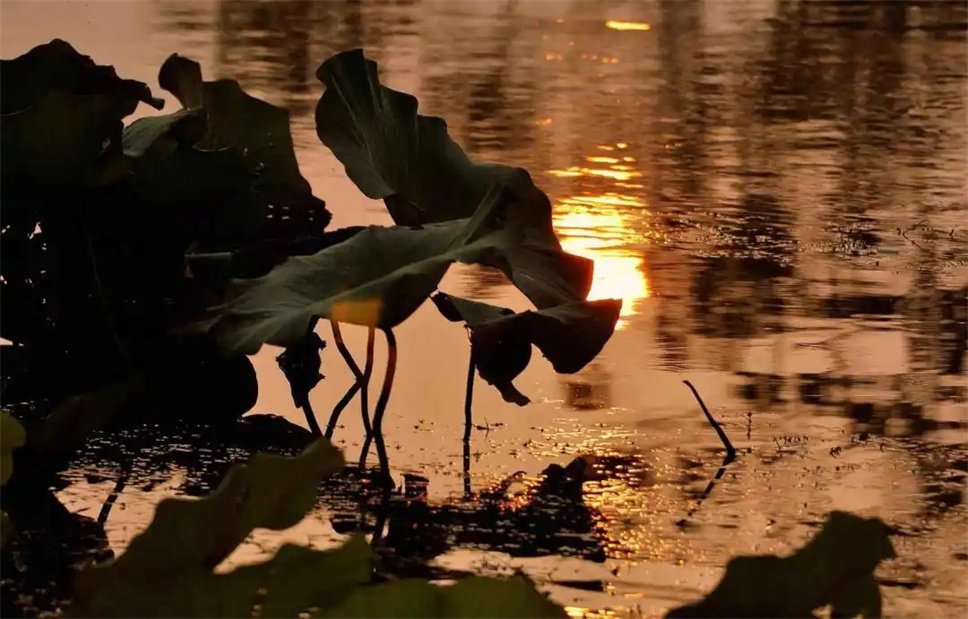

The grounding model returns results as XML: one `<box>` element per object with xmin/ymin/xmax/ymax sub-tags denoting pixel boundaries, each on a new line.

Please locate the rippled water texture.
<box><xmin>2</xmin><ymin>1</ymin><xmax>967</xmax><ymax>617</ymax></box>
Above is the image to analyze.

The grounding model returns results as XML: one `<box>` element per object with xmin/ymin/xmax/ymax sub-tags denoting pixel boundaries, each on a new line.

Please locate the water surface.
<box><xmin>2</xmin><ymin>1</ymin><xmax>966</xmax><ymax>616</ymax></box>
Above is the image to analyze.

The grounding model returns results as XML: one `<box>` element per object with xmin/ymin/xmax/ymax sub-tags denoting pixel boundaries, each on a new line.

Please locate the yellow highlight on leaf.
<box><xmin>605</xmin><ymin>20</ymin><xmax>651</xmax><ymax>31</ymax></box>
<box><xmin>330</xmin><ymin>298</ymin><xmax>383</xmax><ymax>327</ymax></box>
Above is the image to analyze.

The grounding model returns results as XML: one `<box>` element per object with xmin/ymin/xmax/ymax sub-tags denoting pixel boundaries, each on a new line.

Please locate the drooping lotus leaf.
<box><xmin>432</xmin><ymin>293</ymin><xmax>621</xmax><ymax>405</ymax></box>
<box><xmin>1</xmin><ymin>411</ymin><xmax>27</xmax><ymax>486</ymax></box>
<box><xmin>0</xmin><ymin>39</ymin><xmax>163</xmax><ymax>116</ymax></box>
<box><xmin>320</xmin><ymin>575</ymin><xmax>567</xmax><ymax>619</ymax></box>
<box><xmin>315</xmin><ymin>49</ymin><xmax>591</xmax><ymax>308</ymax></box>
<box><xmin>206</xmin><ymin>183</ymin><xmax>524</xmax><ymax>355</ymax></box>
<box><xmin>71</xmin><ymin>537</ymin><xmax>371</xmax><ymax>618</ymax></box>
<box><xmin>158</xmin><ymin>53</ymin><xmax>331</xmax><ymax>232</ymax></box>
<box><xmin>665</xmin><ymin>511</ymin><xmax>896</xmax><ymax>618</ymax></box>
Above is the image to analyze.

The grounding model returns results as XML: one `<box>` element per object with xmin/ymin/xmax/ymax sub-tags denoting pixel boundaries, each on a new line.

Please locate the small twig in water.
<box><xmin>97</xmin><ymin>458</ymin><xmax>131</xmax><ymax>526</ymax></box>
<box><xmin>676</xmin><ymin>380</ymin><xmax>739</xmax><ymax>526</ymax></box>
<box><xmin>684</xmin><ymin>380</ymin><xmax>736</xmax><ymax>463</ymax></box>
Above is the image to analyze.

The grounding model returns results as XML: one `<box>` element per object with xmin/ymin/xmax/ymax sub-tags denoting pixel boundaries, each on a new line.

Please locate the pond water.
<box><xmin>3</xmin><ymin>0</ymin><xmax>967</xmax><ymax>617</ymax></box>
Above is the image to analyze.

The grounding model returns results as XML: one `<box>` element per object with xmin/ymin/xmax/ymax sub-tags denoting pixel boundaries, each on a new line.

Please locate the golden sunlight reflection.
<box><xmin>549</xmin><ymin>166</ymin><xmax>642</xmax><ymax>182</ymax></box>
<box><xmin>605</xmin><ymin>20</ymin><xmax>652</xmax><ymax>32</ymax></box>
<box><xmin>555</xmin><ymin>201</ymin><xmax>649</xmax><ymax>329</ymax></box>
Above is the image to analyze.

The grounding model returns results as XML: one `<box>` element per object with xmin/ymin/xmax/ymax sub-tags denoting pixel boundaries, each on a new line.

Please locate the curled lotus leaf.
<box><xmin>432</xmin><ymin>293</ymin><xmax>621</xmax><ymax>405</ymax></box>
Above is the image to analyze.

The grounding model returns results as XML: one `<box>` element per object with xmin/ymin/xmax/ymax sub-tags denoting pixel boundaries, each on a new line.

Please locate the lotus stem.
<box><xmin>325</xmin><ymin>320</ymin><xmax>371</xmax><ymax>438</ymax></box>
<box><xmin>463</xmin><ymin>356</ymin><xmax>475</xmax><ymax>443</ymax></box>
<box><xmin>360</xmin><ymin>327</ymin><xmax>375</xmax><ymax>438</ymax></box>
<box><xmin>684</xmin><ymin>380</ymin><xmax>736</xmax><ymax>463</ymax></box>
<box><xmin>370</xmin><ymin>329</ymin><xmax>397</xmax><ymax>483</ymax></box>
<box><xmin>303</xmin><ymin>400</ymin><xmax>323</xmax><ymax>437</ymax></box>
<box><xmin>463</xmin><ymin>440</ymin><xmax>472</xmax><ymax>498</ymax></box>
<box><xmin>299</xmin><ymin>318</ymin><xmax>323</xmax><ymax>436</ymax></box>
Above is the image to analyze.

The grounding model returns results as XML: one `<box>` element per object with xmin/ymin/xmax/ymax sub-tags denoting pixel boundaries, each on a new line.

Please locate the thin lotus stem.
<box><xmin>463</xmin><ymin>356</ymin><xmax>475</xmax><ymax>443</ymax></box>
<box><xmin>97</xmin><ymin>459</ymin><xmax>131</xmax><ymax>526</ymax></box>
<box><xmin>358</xmin><ymin>435</ymin><xmax>372</xmax><ymax>469</ymax></box>
<box><xmin>326</xmin><ymin>318</ymin><xmax>370</xmax><ymax>438</ymax></box>
<box><xmin>360</xmin><ymin>327</ymin><xmax>375</xmax><ymax>438</ymax></box>
<box><xmin>370</xmin><ymin>485</ymin><xmax>393</xmax><ymax>545</ymax></box>
<box><xmin>684</xmin><ymin>380</ymin><xmax>736</xmax><ymax>463</ymax></box>
<box><xmin>304</xmin><ymin>400</ymin><xmax>323</xmax><ymax>437</ymax></box>
<box><xmin>463</xmin><ymin>440</ymin><xmax>472</xmax><ymax>498</ymax></box>
<box><xmin>371</xmin><ymin>329</ymin><xmax>397</xmax><ymax>483</ymax></box>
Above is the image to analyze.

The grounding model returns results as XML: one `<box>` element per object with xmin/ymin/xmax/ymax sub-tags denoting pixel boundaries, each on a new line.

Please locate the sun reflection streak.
<box><xmin>549</xmin><ymin>147</ymin><xmax>650</xmax><ymax>329</ymax></box>
<box><xmin>555</xmin><ymin>203</ymin><xmax>649</xmax><ymax>330</ymax></box>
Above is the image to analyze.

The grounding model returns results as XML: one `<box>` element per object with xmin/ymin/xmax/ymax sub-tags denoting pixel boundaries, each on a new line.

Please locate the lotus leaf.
<box><xmin>315</xmin><ymin>49</ymin><xmax>591</xmax><ymax>308</ymax></box>
<box><xmin>0</xmin><ymin>38</ymin><xmax>163</xmax><ymax>116</ymax></box>
<box><xmin>206</xmin><ymin>182</ymin><xmax>524</xmax><ymax>355</ymax></box>
<box><xmin>432</xmin><ymin>292</ymin><xmax>621</xmax><ymax>404</ymax></box>
<box><xmin>1</xmin><ymin>412</ymin><xmax>26</xmax><ymax>486</ymax></box>
<box><xmin>71</xmin><ymin>536</ymin><xmax>370</xmax><ymax>618</ymax></box>
<box><xmin>319</xmin><ymin>575</ymin><xmax>567</xmax><ymax>618</ymax></box>
<box><xmin>665</xmin><ymin>511</ymin><xmax>896</xmax><ymax>618</ymax></box>
<box><xmin>159</xmin><ymin>53</ymin><xmax>330</xmax><ymax>231</ymax></box>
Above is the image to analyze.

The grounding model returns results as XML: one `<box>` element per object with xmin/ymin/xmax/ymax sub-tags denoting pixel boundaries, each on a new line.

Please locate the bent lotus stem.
<box><xmin>325</xmin><ymin>320</ymin><xmax>375</xmax><ymax>439</ymax></box>
<box><xmin>292</xmin><ymin>317</ymin><xmax>323</xmax><ymax>436</ymax></box>
<box><xmin>360</xmin><ymin>327</ymin><xmax>375</xmax><ymax>437</ymax></box>
<box><xmin>369</xmin><ymin>328</ymin><xmax>398</xmax><ymax>481</ymax></box>
<box><xmin>303</xmin><ymin>400</ymin><xmax>323</xmax><ymax>437</ymax></box>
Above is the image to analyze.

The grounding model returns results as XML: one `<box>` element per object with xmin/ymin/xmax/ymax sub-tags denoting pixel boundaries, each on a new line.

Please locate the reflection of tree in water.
<box><xmin>419</xmin><ymin>0</ymin><xmax>539</xmax><ymax>164</ymax></box>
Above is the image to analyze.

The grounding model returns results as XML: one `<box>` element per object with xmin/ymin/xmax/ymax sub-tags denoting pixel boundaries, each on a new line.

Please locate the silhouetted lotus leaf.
<box><xmin>159</xmin><ymin>53</ymin><xmax>331</xmax><ymax>231</ymax></box>
<box><xmin>0</xmin><ymin>39</ymin><xmax>163</xmax><ymax>116</ymax></box>
<box><xmin>1</xmin><ymin>412</ymin><xmax>26</xmax><ymax>486</ymax></box>
<box><xmin>0</xmin><ymin>40</ymin><xmax>164</xmax><ymax>190</ymax></box>
<box><xmin>1</xmin><ymin>91</ymin><xmax>125</xmax><ymax>188</ymax></box>
<box><xmin>319</xmin><ymin>575</ymin><xmax>566</xmax><ymax>619</ymax></box>
<box><xmin>432</xmin><ymin>292</ymin><xmax>621</xmax><ymax>405</ymax></box>
<box><xmin>71</xmin><ymin>439</ymin><xmax>346</xmax><ymax>618</ymax></box>
<box><xmin>666</xmin><ymin>511</ymin><xmax>896</xmax><ymax>618</ymax></box>
<box><xmin>315</xmin><ymin>49</ymin><xmax>591</xmax><ymax>309</ymax></box>
<box><xmin>73</xmin><ymin>536</ymin><xmax>370</xmax><ymax>618</ymax></box>
<box><xmin>120</xmin><ymin>108</ymin><xmax>206</xmax><ymax>159</ymax></box>
<box><xmin>205</xmin><ymin>183</ymin><xmax>538</xmax><ymax>355</ymax></box>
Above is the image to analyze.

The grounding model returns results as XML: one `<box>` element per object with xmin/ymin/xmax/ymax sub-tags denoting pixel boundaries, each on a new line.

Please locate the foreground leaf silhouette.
<box><xmin>315</xmin><ymin>48</ymin><xmax>591</xmax><ymax>309</ymax></box>
<box><xmin>432</xmin><ymin>292</ymin><xmax>621</xmax><ymax>404</ymax></box>
<box><xmin>0</xmin><ymin>413</ymin><xmax>26</xmax><ymax>550</ymax></box>
<box><xmin>665</xmin><ymin>511</ymin><xmax>896</xmax><ymax>618</ymax></box>
<box><xmin>0</xmin><ymin>412</ymin><xmax>26</xmax><ymax>486</ymax></box>
<box><xmin>70</xmin><ymin>439</ymin><xmax>348</xmax><ymax>617</ymax></box>
<box><xmin>69</xmin><ymin>438</ymin><xmax>565</xmax><ymax>618</ymax></box>
<box><xmin>320</xmin><ymin>576</ymin><xmax>567</xmax><ymax>618</ymax></box>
